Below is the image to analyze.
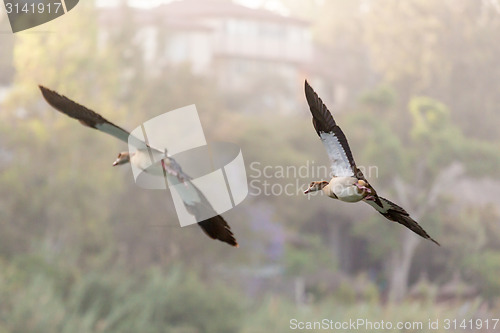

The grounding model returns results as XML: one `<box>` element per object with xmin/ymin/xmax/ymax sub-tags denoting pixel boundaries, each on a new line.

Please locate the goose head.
<box><xmin>304</xmin><ymin>181</ymin><xmax>329</xmax><ymax>194</ymax></box>
<box><xmin>113</xmin><ymin>152</ymin><xmax>131</xmax><ymax>166</ymax></box>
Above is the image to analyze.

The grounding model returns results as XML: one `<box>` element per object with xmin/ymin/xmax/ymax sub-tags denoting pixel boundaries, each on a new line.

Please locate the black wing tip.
<box><xmin>38</xmin><ymin>84</ymin><xmax>53</xmax><ymax>99</ymax></box>
<box><xmin>429</xmin><ymin>237</ymin><xmax>441</xmax><ymax>246</ymax></box>
<box><xmin>304</xmin><ymin>79</ymin><xmax>317</xmax><ymax>104</ymax></box>
<box><xmin>216</xmin><ymin>216</ymin><xmax>239</xmax><ymax>247</ymax></box>
<box><xmin>304</xmin><ymin>79</ymin><xmax>338</xmax><ymax>135</ymax></box>
<box><xmin>380</xmin><ymin>202</ymin><xmax>440</xmax><ymax>246</ymax></box>
<box><xmin>402</xmin><ymin>218</ymin><xmax>441</xmax><ymax>247</ymax></box>
<box><xmin>38</xmin><ymin>85</ymin><xmax>64</xmax><ymax>107</ymax></box>
<box><xmin>198</xmin><ymin>215</ymin><xmax>239</xmax><ymax>248</ymax></box>
<box><xmin>38</xmin><ymin>84</ymin><xmax>56</xmax><ymax>96</ymax></box>
<box><xmin>219</xmin><ymin>228</ymin><xmax>239</xmax><ymax>247</ymax></box>
<box><xmin>215</xmin><ymin>232</ymin><xmax>239</xmax><ymax>247</ymax></box>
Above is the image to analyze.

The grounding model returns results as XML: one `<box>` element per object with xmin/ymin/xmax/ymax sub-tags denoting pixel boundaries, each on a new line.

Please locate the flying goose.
<box><xmin>303</xmin><ymin>81</ymin><xmax>439</xmax><ymax>246</ymax></box>
<box><xmin>39</xmin><ymin>85</ymin><xmax>238</xmax><ymax>247</ymax></box>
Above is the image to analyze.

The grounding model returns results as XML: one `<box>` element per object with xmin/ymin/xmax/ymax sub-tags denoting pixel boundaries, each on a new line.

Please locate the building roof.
<box><xmin>99</xmin><ymin>0</ymin><xmax>309</xmax><ymax>27</ymax></box>
<box><xmin>161</xmin><ymin>0</ymin><xmax>309</xmax><ymax>25</ymax></box>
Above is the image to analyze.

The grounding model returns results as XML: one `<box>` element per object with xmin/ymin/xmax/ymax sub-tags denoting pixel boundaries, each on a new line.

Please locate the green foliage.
<box><xmin>466</xmin><ymin>251</ymin><xmax>500</xmax><ymax>300</ymax></box>
<box><xmin>360</xmin><ymin>84</ymin><xmax>397</xmax><ymax>110</ymax></box>
<box><xmin>0</xmin><ymin>260</ymin><xmax>243</xmax><ymax>333</ymax></box>
<box><xmin>409</xmin><ymin>96</ymin><xmax>450</xmax><ymax>138</ymax></box>
<box><xmin>284</xmin><ymin>235</ymin><xmax>337</xmax><ymax>276</ymax></box>
<box><xmin>239</xmin><ymin>293</ymin><xmax>482</xmax><ymax>333</ymax></box>
<box><xmin>408</xmin><ymin>95</ymin><xmax>500</xmax><ymax>177</ymax></box>
<box><xmin>2</xmin><ymin>0</ymin><xmax>500</xmax><ymax>325</ymax></box>
<box><xmin>363</xmin><ymin>0</ymin><xmax>500</xmax><ymax>139</ymax></box>
<box><xmin>344</xmin><ymin>111</ymin><xmax>405</xmax><ymax>183</ymax></box>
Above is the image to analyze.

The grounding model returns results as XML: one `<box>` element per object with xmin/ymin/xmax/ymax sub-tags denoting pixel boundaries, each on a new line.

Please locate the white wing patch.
<box><xmin>168</xmin><ymin>177</ymin><xmax>201</xmax><ymax>206</ymax></box>
<box><xmin>320</xmin><ymin>131</ymin><xmax>354</xmax><ymax>177</ymax></box>
<box><xmin>365</xmin><ymin>197</ymin><xmax>407</xmax><ymax>215</ymax></box>
<box><xmin>98</xmin><ymin>123</ymin><xmax>145</xmax><ymax>149</ymax></box>
<box><xmin>365</xmin><ymin>198</ymin><xmax>392</xmax><ymax>214</ymax></box>
<box><xmin>97</xmin><ymin>123</ymin><xmax>130</xmax><ymax>143</ymax></box>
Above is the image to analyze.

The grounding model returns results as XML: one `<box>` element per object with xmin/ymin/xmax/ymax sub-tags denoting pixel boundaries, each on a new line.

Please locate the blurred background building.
<box><xmin>99</xmin><ymin>0</ymin><xmax>318</xmax><ymax>113</ymax></box>
<box><xmin>2</xmin><ymin>0</ymin><xmax>500</xmax><ymax>331</ymax></box>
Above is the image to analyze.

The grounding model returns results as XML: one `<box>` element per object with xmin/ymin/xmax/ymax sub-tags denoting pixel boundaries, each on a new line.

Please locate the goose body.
<box><xmin>39</xmin><ymin>85</ymin><xmax>237</xmax><ymax>247</ymax></box>
<box><xmin>129</xmin><ymin>149</ymin><xmax>166</xmax><ymax>175</ymax></box>
<box><xmin>325</xmin><ymin>177</ymin><xmax>366</xmax><ymax>202</ymax></box>
<box><xmin>131</xmin><ymin>149</ymin><xmax>158</xmax><ymax>172</ymax></box>
<box><xmin>303</xmin><ymin>80</ymin><xmax>439</xmax><ymax>246</ymax></box>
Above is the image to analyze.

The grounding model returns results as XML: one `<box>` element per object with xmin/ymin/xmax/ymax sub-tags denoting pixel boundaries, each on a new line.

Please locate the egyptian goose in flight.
<box><xmin>39</xmin><ymin>85</ymin><xmax>238</xmax><ymax>247</ymax></box>
<box><xmin>303</xmin><ymin>81</ymin><xmax>439</xmax><ymax>246</ymax></box>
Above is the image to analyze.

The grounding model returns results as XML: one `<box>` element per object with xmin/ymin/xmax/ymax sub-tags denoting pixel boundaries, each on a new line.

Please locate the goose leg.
<box><xmin>162</xmin><ymin>158</ymin><xmax>188</xmax><ymax>184</ymax></box>
<box><xmin>355</xmin><ymin>183</ymin><xmax>372</xmax><ymax>193</ymax></box>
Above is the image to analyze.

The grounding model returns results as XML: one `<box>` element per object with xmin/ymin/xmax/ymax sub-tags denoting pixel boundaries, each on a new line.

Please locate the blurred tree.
<box><xmin>348</xmin><ymin>91</ymin><xmax>500</xmax><ymax>301</ymax></box>
<box><xmin>0</xmin><ymin>1</ymin><xmax>124</xmax><ymax>266</ymax></box>
<box><xmin>0</xmin><ymin>262</ymin><xmax>243</xmax><ymax>333</ymax></box>
<box><xmin>2</xmin><ymin>0</ymin><xmax>500</xmax><ymax>322</ymax></box>
<box><xmin>0</xmin><ymin>29</ymin><xmax>14</xmax><ymax>85</ymax></box>
<box><xmin>275</xmin><ymin>0</ymin><xmax>500</xmax><ymax>302</ymax></box>
<box><xmin>0</xmin><ymin>0</ymin><xmax>246</xmax><ymax>277</ymax></box>
<box><xmin>364</xmin><ymin>0</ymin><xmax>500</xmax><ymax>140</ymax></box>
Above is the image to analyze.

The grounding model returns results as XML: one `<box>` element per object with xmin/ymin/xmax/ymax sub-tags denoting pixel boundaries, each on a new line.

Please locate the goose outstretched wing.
<box><xmin>304</xmin><ymin>81</ymin><xmax>364</xmax><ymax>180</ymax></box>
<box><xmin>364</xmin><ymin>196</ymin><xmax>440</xmax><ymax>246</ymax></box>
<box><xmin>39</xmin><ymin>85</ymin><xmax>238</xmax><ymax>247</ymax></box>
<box><xmin>39</xmin><ymin>86</ymin><xmax>145</xmax><ymax>149</ymax></box>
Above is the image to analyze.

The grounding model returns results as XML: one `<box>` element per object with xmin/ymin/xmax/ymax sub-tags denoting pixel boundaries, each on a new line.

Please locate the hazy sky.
<box><xmin>96</xmin><ymin>0</ymin><xmax>261</xmax><ymax>7</ymax></box>
<box><xmin>96</xmin><ymin>0</ymin><xmax>289</xmax><ymax>14</ymax></box>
